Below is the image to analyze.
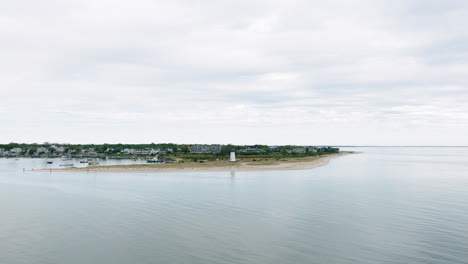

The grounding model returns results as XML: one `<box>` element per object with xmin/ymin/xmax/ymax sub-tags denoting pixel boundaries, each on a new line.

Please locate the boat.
<box><xmin>147</xmin><ymin>156</ymin><xmax>162</xmax><ymax>163</ymax></box>
<box><xmin>60</xmin><ymin>163</ymin><xmax>74</xmax><ymax>167</ymax></box>
<box><xmin>80</xmin><ymin>159</ymin><xmax>88</xmax><ymax>163</ymax></box>
<box><xmin>88</xmin><ymin>158</ymin><xmax>100</xmax><ymax>165</ymax></box>
<box><xmin>46</xmin><ymin>159</ymin><xmax>53</xmax><ymax>164</ymax></box>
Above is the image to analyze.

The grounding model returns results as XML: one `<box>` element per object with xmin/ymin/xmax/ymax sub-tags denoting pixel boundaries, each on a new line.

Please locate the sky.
<box><xmin>1</xmin><ymin>0</ymin><xmax>468</xmax><ymax>145</ymax></box>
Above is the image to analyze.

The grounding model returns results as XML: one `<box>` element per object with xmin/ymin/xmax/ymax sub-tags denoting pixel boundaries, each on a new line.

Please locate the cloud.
<box><xmin>0</xmin><ymin>0</ymin><xmax>468</xmax><ymax>145</ymax></box>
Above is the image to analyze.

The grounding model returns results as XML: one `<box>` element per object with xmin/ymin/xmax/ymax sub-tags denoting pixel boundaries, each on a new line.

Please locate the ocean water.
<box><xmin>1</xmin><ymin>147</ymin><xmax>467</xmax><ymax>264</ymax></box>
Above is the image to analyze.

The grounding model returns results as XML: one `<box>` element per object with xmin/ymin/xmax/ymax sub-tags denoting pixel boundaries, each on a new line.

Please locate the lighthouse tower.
<box><xmin>230</xmin><ymin>152</ymin><xmax>236</xmax><ymax>162</ymax></box>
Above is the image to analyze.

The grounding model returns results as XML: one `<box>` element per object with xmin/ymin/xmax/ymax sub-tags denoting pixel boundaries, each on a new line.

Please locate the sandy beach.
<box><xmin>37</xmin><ymin>152</ymin><xmax>351</xmax><ymax>173</ymax></box>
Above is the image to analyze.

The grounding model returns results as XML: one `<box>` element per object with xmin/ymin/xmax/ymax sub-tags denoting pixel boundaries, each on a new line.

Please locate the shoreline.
<box><xmin>35</xmin><ymin>152</ymin><xmax>352</xmax><ymax>173</ymax></box>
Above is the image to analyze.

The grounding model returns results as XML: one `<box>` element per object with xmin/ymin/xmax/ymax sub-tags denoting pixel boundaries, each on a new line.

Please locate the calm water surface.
<box><xmin>1</xmin><ymin>147</ymin><xmax>468</xmax><ymax>264</ymax></box>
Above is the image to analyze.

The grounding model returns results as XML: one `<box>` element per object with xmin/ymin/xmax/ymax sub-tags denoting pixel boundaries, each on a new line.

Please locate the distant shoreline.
<box><xmin>35</xmin><ymin>152</ymin><xmax>352</xmax><ymax>173</ymax></box>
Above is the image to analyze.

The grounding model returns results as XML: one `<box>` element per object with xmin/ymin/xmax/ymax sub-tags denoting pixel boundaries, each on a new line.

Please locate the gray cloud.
<box><xmin>1</xmin><ymin>0</ymin><xmax>468</xmax><ymax>145</ymax></box>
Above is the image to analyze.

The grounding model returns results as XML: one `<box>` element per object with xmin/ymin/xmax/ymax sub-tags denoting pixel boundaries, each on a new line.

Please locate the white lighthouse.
<box><xmin>230</xmin><ymin>152</ymin><xmax>236</xmax><ymax>162</ymax></box>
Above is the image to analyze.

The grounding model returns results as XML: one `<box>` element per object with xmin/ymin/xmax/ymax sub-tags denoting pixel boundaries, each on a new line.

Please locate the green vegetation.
<box><xmin>0</xmin><ymin>142</ymin><xmax>339</xmax><ymax>159</ymax></box>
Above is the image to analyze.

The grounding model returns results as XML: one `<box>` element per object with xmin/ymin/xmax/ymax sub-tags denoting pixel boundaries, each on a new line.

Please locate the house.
<box><xmin>134</xmin><ymin>148</ymin><xmax>151</xmax><ymax>155</ymax></box>
<box><xmin>190</xmin><ymin>144</ymin><xmax>222</xmax><ymax>154</ymax></box>
<box><xmin>37</xmin><ymin>147</ymin><xmax>49</xmax><ymax>154</ymax></box>
<box><xmin>142</xmin><ymin>148</ymin><xmax>152</xmax><ymax>155</ymax></box>
<box><xmin>287</xmin><ymin>147</ymin><xmax>306</xmax><ymax>154</ymax></box>
<box><xmin>239</xmin><ymin>145</ymin><xmax>265</xmax><ymax>153</ymax></box>
<box><xmin>306</xmin><ymin>146</ymin><xmax>317</xmax><ymax>153</ymax></box>
<box><xmin>268</xmin><ymin>146</ymin><xmax>281</xmax><ymax>152</ymax></box>
<box><xmin>122</xmin><ymin>148</ymin><xmax>158</xmax><ymax>155</ymax></box>
<box><xmin>10</xmin><ymin>148</ymin><xmax>22</xmax><ymax>154</ymax></box>
<box><xmin>122</xmin><ymin>148</ymin><xmax>136</xmax><ymax>155</ymax></box>
<box><xmin>55</xmin><ymin>146</ymin><xmax>66</xmax><ymax>153</ymax></box>
<box><xmin>81</xmin><ymin>148</ymin><xmax>97</xmax><ymax>156</ymax></box>
<box><xmin>157</xmin><ymin>149</ymin><xmax>168</xmax><ymax>155</ymax></box>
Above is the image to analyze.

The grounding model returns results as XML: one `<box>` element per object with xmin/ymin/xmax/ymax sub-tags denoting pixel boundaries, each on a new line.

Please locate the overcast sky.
<box><xmin>1</xmin><ymin>0</ymin><xmax>467</xmax><ymax>145</ymax></box>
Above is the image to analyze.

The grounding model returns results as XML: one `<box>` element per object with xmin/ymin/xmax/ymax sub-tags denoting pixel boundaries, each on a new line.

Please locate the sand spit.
<box><xmin>35</xmin><ymin>152</ymin><xmax>352</xmax><ymax>173</ymax></box>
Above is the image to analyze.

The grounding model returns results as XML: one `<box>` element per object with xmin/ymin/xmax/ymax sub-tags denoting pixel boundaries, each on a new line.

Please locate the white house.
<box><xmin>10</xmin><ymin>148</ymin><xmax>22</xmax><ymax>154</ymax></box>
<box><xmin>190</xmin><ymin>144</ymin><xmax>222</xmax><ymax>154</ymax></box>
<box><xmin>55</xmin><ymin>146</ymin><xmax>66</xmax><ymax>153</ymax></box>
<box><xmin>37</xmin><ymin>147</ymin><xmax>49</xmax><ymax>154</ymax></box>
<box><xmin>288</xmin><ymin>147</ymin><xmax>306</xmax><ymax>154</ymax></box>
<box><xmin>122</xmin><ymin>148</ymin><xmax>136</xmax><ymax>155</ymax></box>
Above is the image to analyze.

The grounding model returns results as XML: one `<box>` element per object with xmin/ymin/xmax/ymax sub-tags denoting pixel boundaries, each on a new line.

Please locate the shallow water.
<box><xmin>1</xmin><ymin>147</ymin><xmax>468</xmax><ymax>264</ymax></box>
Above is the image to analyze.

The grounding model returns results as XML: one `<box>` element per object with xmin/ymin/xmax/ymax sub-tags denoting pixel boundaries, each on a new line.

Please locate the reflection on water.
<box><xmin>1</xmin><ymin>148</ymin><xmax>468</xmax><ymax>264</ymax></box>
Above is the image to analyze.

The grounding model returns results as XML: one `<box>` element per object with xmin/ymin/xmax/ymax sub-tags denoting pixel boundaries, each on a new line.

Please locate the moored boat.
<box><xmin>147</xmin><ymin>156</ymin><xmax>161</xmax><ymax>163</ymax></box>
<box><xmin>88</xmin><ymin>158</ymin><xmax>100</xmax><ymax>165</ymax></box>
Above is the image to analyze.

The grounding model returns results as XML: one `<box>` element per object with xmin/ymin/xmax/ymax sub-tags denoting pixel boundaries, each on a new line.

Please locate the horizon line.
<box><xmin>1</xmin><ymin>143</ymin><xmax>468</xmax><ymax>148</ymax></box>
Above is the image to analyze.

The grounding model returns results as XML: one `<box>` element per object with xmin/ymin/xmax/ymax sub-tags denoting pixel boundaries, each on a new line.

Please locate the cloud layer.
<box><xmin>1</xmin><ymin>0</ymin><xmax>468</xmax><ymax>145</ymax></box>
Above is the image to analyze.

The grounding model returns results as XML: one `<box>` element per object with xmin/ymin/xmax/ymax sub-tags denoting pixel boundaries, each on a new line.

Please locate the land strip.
<box><xmin>37</xmin><ymin>152</ymin><xmax>352</xmax><ymax>173</ymax></box>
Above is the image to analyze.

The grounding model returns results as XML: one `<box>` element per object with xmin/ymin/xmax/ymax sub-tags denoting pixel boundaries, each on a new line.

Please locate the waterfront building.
<box><xmin>122</xmin><ymin>148</ymin><xmax>160</xmax><ymax>155</ymax></box>
<box><xmin>80</xmin><ymin>148</ymin><xmax>97</xmax><ymax>156</ymax></box>
<box><xmin>288</xmin><ymin>147</ymin><xmax>306</xmax><ymax>154</ymax></box>
<box><xmin>190</xmin><ymin>144</ymin><xmax>222</xmax><ymax>154</ymax></box>
<box><xmin>239</xmin><ymin>145</ymin><xmax>264</xmax><ymax>153</ymax></box>
<box><xmin>149</xmin><ymin>148</ymin><xmax>167</xmax><ymax>154</ymax></box>
<box><xmin>36</xmin><ymin>147</ymin><xmax>49</xmax><ymax>154</ymax></box>
<box><xmin>306</xmin><ymin>146</ymin><xmax>318</xmax><ymax>153</ymax></box>
<box><xmin>134</xmin><ymin>148</ymin><xmax>152</xmax><ymax>155</ymax></box>
<box><xmin>268</xmin><ymin>146</ymin><xmax>281</xmax><ymax>152</ymax></box>
<box><xmin>10</xmin><ymin>148</ymin><xmax>22</xmax><ymax>154</ymax></box>
<box><xmin>55</xmin><ymin>146</ymin><xmax>66</xmax><ymax>153</ymax></box>
<box><xmin>122</xmin><ymin>148</ymin><xmax>136</xmax><ymax>155</ymax></box>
